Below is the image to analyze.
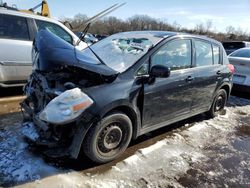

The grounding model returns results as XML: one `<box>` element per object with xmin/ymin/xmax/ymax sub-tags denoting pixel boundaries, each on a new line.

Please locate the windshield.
<box><xmin>88</xmin><ymin>32</ymin><xmax>164</xmax><ymax>72</ymax></box>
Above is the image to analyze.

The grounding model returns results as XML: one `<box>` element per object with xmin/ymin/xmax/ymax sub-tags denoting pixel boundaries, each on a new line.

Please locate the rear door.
<box><xmin>142</xmin><ymin>38</ymin><xmax>196</xmax><ymax>128</ymax></box>
<box><xmin>0</xmin><ymin>14</ymin><xmax>32</xmax><ymax>82</ymax></box>
<box><xmin>191</xmin><ymin>40</ymin><xmax>222</xmax><ymax>111</ymax></box>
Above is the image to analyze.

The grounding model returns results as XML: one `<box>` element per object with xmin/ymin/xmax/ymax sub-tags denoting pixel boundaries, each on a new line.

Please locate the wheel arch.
<box><xmin>207</xmin><ymin>82</ymin><xmax>232</xmax><ymax>112</ymax></box>
<box><xmin>102</xmin><ymin>104</ymin><xmax>141</xmax><ymax>140</ymax></box>
<box><xmin>219</xmin><ymin>83</ymin><xmax>231</xmax><ymax>100</ymax></box>
<box><xmin>69</xmin><ymin>103</ymin><xmax>141</xmax><ymax>159</ymax></box>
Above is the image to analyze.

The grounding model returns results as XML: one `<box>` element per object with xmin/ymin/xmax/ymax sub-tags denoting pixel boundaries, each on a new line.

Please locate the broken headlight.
<box><xmin>39</xmin><ymin>88</ymin><xmax>93</xmax><ymax>124</ymax></box>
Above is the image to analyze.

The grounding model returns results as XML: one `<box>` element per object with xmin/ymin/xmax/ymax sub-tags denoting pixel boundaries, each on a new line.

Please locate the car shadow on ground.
<box><xmin>231</xmin><ymin>90</ymin><xmax>250</xmax><ymax>100</ymax></box>
<box><xmin>0</xmin><ymin>87</ymin><xmax>23</xmax><ymax>97</ymax></box>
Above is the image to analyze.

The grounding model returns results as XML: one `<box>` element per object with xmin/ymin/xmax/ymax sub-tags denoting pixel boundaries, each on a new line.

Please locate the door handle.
<box><xmin>186</xmin><ymin>76</ymin><xmax>194</xmax><ymax>82</ymax></box>
<box><xmin>217</xmin><ymin>70</ymin><xmax>222</xmax><ymax>75</ymax></box>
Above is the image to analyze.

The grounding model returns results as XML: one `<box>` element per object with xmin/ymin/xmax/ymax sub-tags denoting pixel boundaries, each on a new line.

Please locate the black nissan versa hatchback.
<box><xmin>21</xmin><ymin>30</ymin><xmax>234</xmax><ymax>163</ymax></box>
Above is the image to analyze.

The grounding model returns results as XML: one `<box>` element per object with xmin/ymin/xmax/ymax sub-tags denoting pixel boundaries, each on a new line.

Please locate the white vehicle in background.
<box><xmin>228</xmin><ymin>48</ymin><xmax>250</xmax><ymax>92</ymax></box>
<box><xmin>0</xmin><ymin>7</ymin><xmax>87</xmax><ymax>87</ymax></box>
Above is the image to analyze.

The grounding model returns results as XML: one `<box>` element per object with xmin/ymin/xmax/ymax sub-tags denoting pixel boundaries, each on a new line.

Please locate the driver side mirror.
<box><xmin>150</xmin><ymin>65</ymin><xmax>171</xmax><ymax>78</ymax></box>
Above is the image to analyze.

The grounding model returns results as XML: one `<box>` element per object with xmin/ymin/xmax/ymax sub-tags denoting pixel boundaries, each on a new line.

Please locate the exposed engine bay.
<box><xmin>21</xmin><ymin>67</ymin><xmax>113</xmax><ymax>158</ymax></box>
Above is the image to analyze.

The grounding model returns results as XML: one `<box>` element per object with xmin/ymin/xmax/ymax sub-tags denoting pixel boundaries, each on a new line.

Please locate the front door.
<box><xmin>142</xmin><ymin>38</ymin><xmax>196</xmax><ymax>128</ymax></box>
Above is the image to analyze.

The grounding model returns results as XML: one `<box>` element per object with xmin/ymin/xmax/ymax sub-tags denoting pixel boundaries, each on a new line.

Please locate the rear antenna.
<box><xmin>76</xmin><ymin>3</ymin><xmax>126</xmax><ymax>46</ymax></box>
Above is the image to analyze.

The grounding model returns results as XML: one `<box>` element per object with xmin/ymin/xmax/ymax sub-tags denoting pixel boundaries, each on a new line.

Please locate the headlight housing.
<box><xmin>39</xmin><ymin>88</ymin><xmax>93</xmax><ymax>124</ymax></box>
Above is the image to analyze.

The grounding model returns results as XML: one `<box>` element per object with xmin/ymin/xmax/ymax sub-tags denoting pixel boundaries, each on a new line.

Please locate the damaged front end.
<box><xmin>21</xmin><ymin>30</ymin><xmax>117</xmax><ymax>158</ymax></box>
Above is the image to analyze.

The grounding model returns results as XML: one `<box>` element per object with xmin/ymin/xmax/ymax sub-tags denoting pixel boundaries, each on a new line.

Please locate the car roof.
<box><xmin>114</xmin><ymin>30</ymin><xmax>177</xmax><ymax>39</ymax></box>
<box><xmin>115</xmin><ymin>30</ymin><xmax>221</xmax><ymax>45</ymax></box>
<box><xmin>0</xmin><ymin>8</ymin><xmax>60</xmax><ymax>24</ymax></box>
<box><xmin>0</xmin><ymin>8</ymin><xmax>84</xmax><ymax>43</ymax></box>
<box><xmin>228</xmin><ymin>47</ymin><xmax>250</xmax><ymax>57</ymax></box>
<box><xmin>223</xmin><ymin>41</ymin><xmax>250</xmax><ymax>44</ymax></box>
<box><xmin>233</xmin><ymin>47</ymin><xmax>250</xmax><ymax>51</ymax></box>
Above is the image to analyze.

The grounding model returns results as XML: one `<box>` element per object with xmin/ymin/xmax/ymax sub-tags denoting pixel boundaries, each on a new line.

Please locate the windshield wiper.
<box><xmin>88</xmin><ymin>45</ymin><xmax>106</xmax><ymax>65</ymax></box>
<box><xmin>76</xmin><ymin>3</ymin><xmax>126</xmax><ymax>46</ymax></box>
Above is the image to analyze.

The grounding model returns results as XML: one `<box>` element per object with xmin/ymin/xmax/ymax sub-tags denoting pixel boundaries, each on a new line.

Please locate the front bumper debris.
<box><xmin>21</xmin><ymin>96</ymin><xmax>95</xmax><ymax>159</ymax></box>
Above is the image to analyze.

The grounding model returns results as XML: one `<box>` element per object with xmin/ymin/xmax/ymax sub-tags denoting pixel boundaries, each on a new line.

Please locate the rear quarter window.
<box><xmin>212</xmin><ymin>44</ymin><xmax>220</xmax><ymax>64</ymax></box>
<box><xmin>0</xmin><ymin>14</ymin><xmax>30</xmax><ymax>40</ymax></box>
<box><xmin>223</xmin><ymin>49</ymin><xmax>230</xmax><ymax>65</ymax></box>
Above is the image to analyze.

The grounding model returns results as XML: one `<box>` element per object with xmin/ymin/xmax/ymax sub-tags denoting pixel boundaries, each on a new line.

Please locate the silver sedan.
<box><xmin>228</xmin><ymin>48</ymin><xmax>250</xmax><ymax>92</ymax></box>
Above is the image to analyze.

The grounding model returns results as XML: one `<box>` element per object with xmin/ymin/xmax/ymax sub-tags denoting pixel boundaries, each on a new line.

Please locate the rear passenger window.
<box><xmin>212</xmin><ymin>45</ymin><xmax>220</xmax><ymax>64</ymax></box>
<box><xmin>195</xmin><ymin>40</ymin><xmax>213</xmax><ymax>66</ymax></box>
<box><xmin>35</xmin><ymin>20</ymin><xmax>73</xmax><ymax>44</ymax></box>
<box><xmin>0</xmin><ymin>14</ymin><xmax>30</xmax><ymax>40</ymax></box>
<box><xmin>151</xmin><ymin>39</ymin><xmax>192</xmax><ymax>71</ymax></box>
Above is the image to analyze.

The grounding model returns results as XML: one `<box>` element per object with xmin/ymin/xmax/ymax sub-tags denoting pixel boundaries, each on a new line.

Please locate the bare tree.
<box><xmin>62</xmin><ymin>14</ymin><xmax>250</xmax><ymax>42</ymax></box>
<box><xmin>195</xmin><ymin>23</ymin><xmax>206</xmax><ymax>34</ymax></box>
<box><xmin>205</xmin><ymin>20</ymin><xmax>213</xmax><ymax>33</ymax></box>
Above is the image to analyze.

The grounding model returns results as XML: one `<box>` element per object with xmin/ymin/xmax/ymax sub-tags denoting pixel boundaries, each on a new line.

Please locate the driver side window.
<box><xmin>151</xmin><ymin>39</ymin><xmax>192</xmax><ymax>71</ymax></box>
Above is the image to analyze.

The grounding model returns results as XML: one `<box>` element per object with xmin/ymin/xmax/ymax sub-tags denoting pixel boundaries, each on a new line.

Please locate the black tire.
<box><xmin>83</xmin><ymin>112</ymin><xmax>133</xmax><ymax>163</ymax></box>
<box><xmin>206</xmin><ymin>89</ymin><xmax>227</xmax><ymax>118</ymax></box>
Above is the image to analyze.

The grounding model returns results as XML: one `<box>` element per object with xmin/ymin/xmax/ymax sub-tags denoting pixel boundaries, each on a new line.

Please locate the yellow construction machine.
<box><xmin>0</xmin><ymin>0</ymin><xmax>51</xmax><ymax>17</ymax></box>
<box><xmin>20</xmin><ymin>0</ymin><xmax>51</xmax><ymax>17</ymax></box>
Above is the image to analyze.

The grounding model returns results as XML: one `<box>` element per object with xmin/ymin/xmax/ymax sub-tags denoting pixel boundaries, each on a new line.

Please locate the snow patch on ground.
<box><xmin>1</xmin><ymin>96</ymin><xmax>250</xmax><ymax>187</ymax></box>
<box><xmin>0</xmin><ymin>122</ymin><xmax>60</xmax><ymax>186</ymax></box>
<box><xmin>187</xmin><ymin>121</ymin><xmax>208</xmax><ymax>132</ymax></box>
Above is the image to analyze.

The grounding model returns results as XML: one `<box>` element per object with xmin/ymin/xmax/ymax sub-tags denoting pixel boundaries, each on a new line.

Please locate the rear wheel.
<box><xmin>206</xmin><ymin>89</ymin><xmax>227</xmax><ymax>118</ymax></box>
<box><xmin>83</xmin><ymin>112</ymin><xmax>133</xmax><ymax>163</ymax></box>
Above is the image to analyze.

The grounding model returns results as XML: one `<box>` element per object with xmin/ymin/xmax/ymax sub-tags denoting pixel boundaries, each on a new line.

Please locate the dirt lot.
<box><xmin>0</xmin><ymin>93</ymin><xmax>249</xmax><ymax>188</ymax></box>
<box><xmin>0</xmin><ymin>87</ymin><xmax>24</xmax><ymax>116</ymax></box>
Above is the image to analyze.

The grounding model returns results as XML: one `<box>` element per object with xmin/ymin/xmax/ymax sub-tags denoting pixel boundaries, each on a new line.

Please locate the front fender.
<box><xmin>69</xmin><ymin>80</ymin><xmax>143</xmax><ymax>158</ymax></box>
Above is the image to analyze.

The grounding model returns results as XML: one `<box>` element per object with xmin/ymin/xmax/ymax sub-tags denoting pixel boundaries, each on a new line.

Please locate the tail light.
<box><xmin>227</xmin><ymin>64</ymin><xmax>235</xmax><ymax>74</ymax></box>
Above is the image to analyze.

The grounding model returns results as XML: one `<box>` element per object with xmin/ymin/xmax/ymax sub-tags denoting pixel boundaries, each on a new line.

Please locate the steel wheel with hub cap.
<box><xmin>83</xmin><ymin>112</ymin><xmax>133</xmax><ymax>163</ymax></box>
<box><xmin>206</xmin><ymin>89</ymin><xmax>227</xmax><ymax>118</ymax></box>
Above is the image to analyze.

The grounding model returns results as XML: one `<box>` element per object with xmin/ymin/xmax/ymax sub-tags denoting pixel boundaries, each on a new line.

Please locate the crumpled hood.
<box><xmin>33</xmin><ymin>30</ymin><xmax>118</xmax><ymax>76</ymax></box>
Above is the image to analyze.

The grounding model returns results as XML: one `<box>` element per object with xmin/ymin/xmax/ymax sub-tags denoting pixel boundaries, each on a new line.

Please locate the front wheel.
<box><xmin>206</xmin><ymin>89</ymin><xmax>227</xmax><ymax>118</ymax></box>
<box><xmin>83</xmin><ymin>112</ymin><xmax>133</xmax><ymax>163</ymax></box>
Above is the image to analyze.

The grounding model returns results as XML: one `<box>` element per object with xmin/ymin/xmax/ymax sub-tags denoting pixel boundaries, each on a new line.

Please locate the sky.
<box><xmin>4</xmin><ymin>0</ymin><xmax>250</xmax><ymax>33</ymax></box>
